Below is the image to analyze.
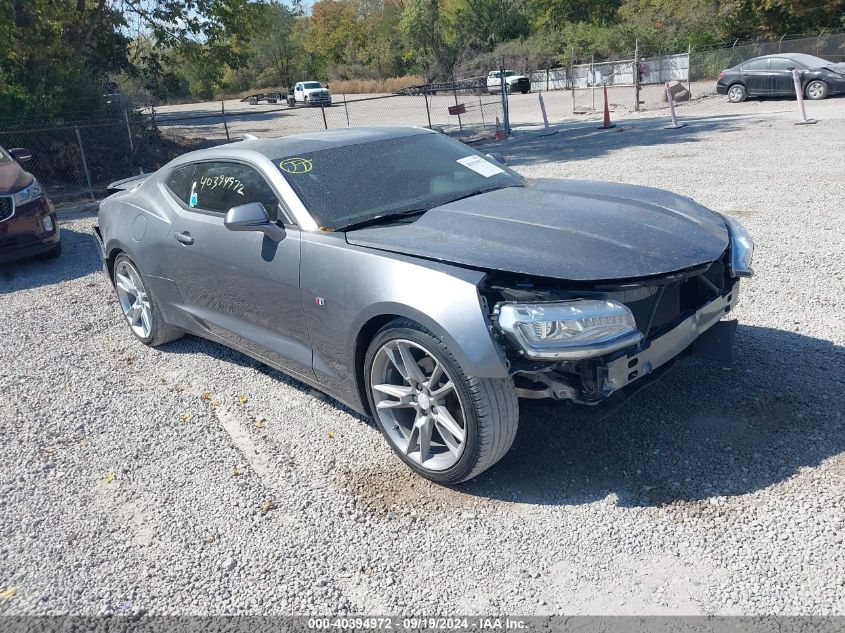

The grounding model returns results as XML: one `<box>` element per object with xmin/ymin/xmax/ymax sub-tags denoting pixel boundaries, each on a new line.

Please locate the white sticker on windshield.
<box><xmin>457</xmin><ymin>155</ymin><xmax>504</xmax><ymax>177</ymax></box>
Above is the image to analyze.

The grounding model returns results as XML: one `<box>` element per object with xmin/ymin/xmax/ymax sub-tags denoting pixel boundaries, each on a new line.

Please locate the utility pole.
<box><xmin>634</xmin><ymin>38</ymin><xmax>641</xmax><ymax>112</ymax></box>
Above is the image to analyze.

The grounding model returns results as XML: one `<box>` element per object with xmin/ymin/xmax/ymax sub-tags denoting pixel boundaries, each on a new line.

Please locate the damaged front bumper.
<box><xmin>507</xmin><ymin>286</ymin><xmax>739</xmax><ymax>414</ymax></box>
<box><xmin>599</xmin><ymin>289</ymin><xmax>736</xmax><ymax>396</ymax></box>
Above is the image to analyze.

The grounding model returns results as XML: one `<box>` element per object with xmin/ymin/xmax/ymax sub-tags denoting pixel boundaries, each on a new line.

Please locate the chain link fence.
<box><xmin>523</xmin><ymin>29</ymin><xmax>844</xmax><ymax>112</ymax></box>
<box><xmin>0</xmin><ymin>84</ymin><xmax>504</xmax><ymax>202</ymax></box>
<box><xmin>690</xmin><ymin>31</ymin><xmax>845</xmax><ymax>81</ymax></box>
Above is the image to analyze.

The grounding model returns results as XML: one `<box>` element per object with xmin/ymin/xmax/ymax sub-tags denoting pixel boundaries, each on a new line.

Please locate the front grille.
<box><xmin>0</xmin><ymin>197</ymin><xmax>13</xmax><ymax>222</ymax></box>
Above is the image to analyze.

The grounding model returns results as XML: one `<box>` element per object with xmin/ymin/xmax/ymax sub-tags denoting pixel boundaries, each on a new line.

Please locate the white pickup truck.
<box><xmin>289</xmin><ymin>81</ymin><xmax>332</xmax><ymax>106</ymax></box>
<box><xmin>487</xmin><ymin>70</ymin><xmax>531</xmax><ymax>94</ymax></box>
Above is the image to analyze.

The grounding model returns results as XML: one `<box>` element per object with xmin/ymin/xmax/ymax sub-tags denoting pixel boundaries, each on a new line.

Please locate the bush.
<box><xmin>327</xmin><ymin>76</ymin><xmax>426</xmax><ymax>94</ymax></box>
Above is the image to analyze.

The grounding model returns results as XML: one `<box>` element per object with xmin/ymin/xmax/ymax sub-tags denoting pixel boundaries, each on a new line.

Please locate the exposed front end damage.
<box><xmin>481</xmin><ymin>252</ymin><xmax>740</xmax><ymax>416</ymax></box>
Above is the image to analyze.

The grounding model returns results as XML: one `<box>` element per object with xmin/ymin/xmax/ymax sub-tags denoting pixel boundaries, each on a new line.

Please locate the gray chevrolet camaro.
<box><xmin>94</xmin><ymin>127</ymin><xmax>754</xmax><ymax>484</ymax></box>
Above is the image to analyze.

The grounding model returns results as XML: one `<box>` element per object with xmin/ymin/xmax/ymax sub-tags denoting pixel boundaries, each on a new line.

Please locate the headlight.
<box><xmin>12</xmin><ymin>179</ymin><xmax>43</xmax><ymax>206</ymax></box>
<box><xmin>497</xmin><ymin>299</ymin><xmax>643</xmax><ymax>360</ymax></box>
<box><xmin>722</xmin><ymin>214</ymin><xmax>754</xmax><ymax>277</ymax></box>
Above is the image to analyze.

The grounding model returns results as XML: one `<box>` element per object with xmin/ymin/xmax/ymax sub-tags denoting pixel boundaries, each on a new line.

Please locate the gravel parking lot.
<box><xmin>1</xmin><ymin>96</ymin><xmax>844</xmax><ymax>616</ymax></box>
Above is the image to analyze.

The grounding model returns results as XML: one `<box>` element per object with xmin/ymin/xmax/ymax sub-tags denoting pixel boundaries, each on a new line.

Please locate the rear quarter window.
<box><xmin>165</xmin><ymin>164</ymin><xmax>195</xmax><ymax>204</ymax></box>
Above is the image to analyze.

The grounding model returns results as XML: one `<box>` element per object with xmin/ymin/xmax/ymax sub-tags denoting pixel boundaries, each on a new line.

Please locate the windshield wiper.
<box><xmin>441</xmin><ymin>185</ymin><xmax>508</xmax><ymax>205</ymax></box>
<box><xmin>338</xmin><ymin>207</ymin><xmax>429</xmax><ymax>232</ymax></box>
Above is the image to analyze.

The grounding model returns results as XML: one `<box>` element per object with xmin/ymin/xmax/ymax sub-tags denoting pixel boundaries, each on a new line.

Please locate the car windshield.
<box><xmin>275</xmin><ymin>133</ymin><xmax>523</xmax><ymax>230</ymax></box>
<box><xmin>787</xmin><ymin>54</ymin><xmax>833</xmax><ymax>67</ymax></box>
<box><xmin>303</xmin><ymin>82</ymin><xmax>322</xmax><ymax>89</ymax></box>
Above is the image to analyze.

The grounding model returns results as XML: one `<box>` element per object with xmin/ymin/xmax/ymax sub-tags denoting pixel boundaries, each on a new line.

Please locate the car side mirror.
<box><xmin>486</xmin><ymin>152</ymin><xmax>507</xmax><ymax>165</ymax></box>
<box><xmin>786</xmin><ymin>66</ymin><xmax>796</xmax><ymax>71</ymax></box>
<box><xmin>225</xmin><ymin>202</ymin><xmax>285</xmax><ymax>242</ymax></box>
<box><xmin>9</xmin><ymin>148</ymin><xmax>32</xmax><ymax>162</ymax></box>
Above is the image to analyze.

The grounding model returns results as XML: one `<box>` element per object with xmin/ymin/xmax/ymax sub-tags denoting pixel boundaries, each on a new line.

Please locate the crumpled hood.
<box><xmin>345</xmin><ymin>179</ymin><xmax>730</xmax><ymax>281</ymax></box>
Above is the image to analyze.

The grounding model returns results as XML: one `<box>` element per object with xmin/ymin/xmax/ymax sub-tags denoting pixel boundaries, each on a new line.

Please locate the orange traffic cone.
<box><xmin>598</xmin><ymin>85</ymin><xmax>615</xmax><ymax>129</ymax></box>
<box><xmin>495</xmin><ymin>116</ymin><xmax>505</xmax><ymax>140</ymax></box>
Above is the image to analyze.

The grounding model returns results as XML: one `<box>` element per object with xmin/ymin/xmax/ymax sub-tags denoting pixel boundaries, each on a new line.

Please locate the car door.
<box><xmin>163</xmin><ymin>160</ymin><xmax>315</xmax><ymax>379</ymax></box>
<box><xmin>769</xmin><ymin>57</ymin><xmax>799</xmax><ymax>94</ymax></box>
<box><xmin>295</xmin><ymin>83</ymin><xmax>303</xmax><ymax>102</ymax></box>
<box><xmin>741</xmin><ymin>58</ymin><xmax>772</xmax><ymax>95</ymax></box>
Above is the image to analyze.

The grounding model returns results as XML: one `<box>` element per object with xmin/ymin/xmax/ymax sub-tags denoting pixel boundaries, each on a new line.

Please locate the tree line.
<box><xmin>1</xmin><ymin>0</ymin><xmax>843</xmax><ymax>121</ymax></box>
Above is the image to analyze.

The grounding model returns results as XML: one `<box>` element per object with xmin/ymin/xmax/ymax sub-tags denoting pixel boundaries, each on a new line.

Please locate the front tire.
<box><xmin>806</xmin><ymin>80</ymin><xmax>827</xmax><ymax>100</ymax></box>
<box><xmin>112</xmin><ymin>254</ymin><xmax>182</xmax><ymax>347</ymax></box>
<box><xmin>364</xmin><ymin>318</ymin><xmax>518</xmax><ymax>484</ymax></box>
<box><xmin>728</xmin><ymin>84</ymin><xmax>746</xmax><ymax>103</ymax></box>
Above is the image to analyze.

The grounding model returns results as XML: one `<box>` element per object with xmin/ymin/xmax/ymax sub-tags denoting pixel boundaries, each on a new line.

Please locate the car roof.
<box><xmin>170</xmin><ymin>127</ymin><xmax>435</xmax><ymax>165</ymax></box>
<box><xmin>742</xmin><ymin>53</ymin><xmax>830</xmax><ymax>65</ymax></box>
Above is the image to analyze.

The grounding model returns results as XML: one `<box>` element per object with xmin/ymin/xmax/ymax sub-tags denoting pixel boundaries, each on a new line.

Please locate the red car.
<box><xmin>0</xmin><ymin>146</ymin><xmax>60</xmax><ymax>264</ymax></box>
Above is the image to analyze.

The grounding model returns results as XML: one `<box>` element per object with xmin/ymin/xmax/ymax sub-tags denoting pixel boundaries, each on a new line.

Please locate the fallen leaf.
<box><xmin>238</xmin><ymin>395</ymin><xmax>248</xmax><ymax>404</ymax></box>
<box><xmin>254</xmin><ymin>418</ymin><xmax>266</xmax><ymax>429</ymax></box>
<box><xmin>260</xmin><ymin>499</ymin><xmax>275</xmax><ymax>514</ymax></box>
<box><xmin>211</xmin><ymin>399</ymin><xmax>221</xmax><ymax>407</ymax></box>
<box><xmin>122</xmin><ymin>356</ymin><xmax>135</xmax><ymax>365</ymax></box>
<box><xmin>327</xmin><ymin>431</ymin><xmax>335</xmax><ymax>439</ymax></box>
<box><xmin>232</xmin><ymin>466</ymin><xmax>242</xmax><ymax>477</ymax></box>
<box><xmin>44</xmin><ymin>447</ymin><xmax>57</xmax><ymax>455</ymax></box>
<box><xmin>179</xmin><ymin>413</ymin><xmax>192</xmax><ymax>423</ymax></box>
<box><xmin>104</xmin><ymin>472</ymin><xmax>116</xmax><ymax>484</ymax></box>
<box><xmin>0</xmin><ymin>587</ymin><xmax>17</xmax><ymax>600</ymax></box>
<box><xmin>201</xmin><ymin>392</ymin><xmax>212</xmax><ymax>401</ymax></box>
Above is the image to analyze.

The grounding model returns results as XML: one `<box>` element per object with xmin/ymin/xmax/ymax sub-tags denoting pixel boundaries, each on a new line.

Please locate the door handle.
<box><xmin>174</xmin><ymin>231</ymin><xmax>194</xmax><ymax>245</ymax></box>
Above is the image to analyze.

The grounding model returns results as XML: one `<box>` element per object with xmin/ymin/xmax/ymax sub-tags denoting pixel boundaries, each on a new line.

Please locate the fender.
<box><xmin>300</xmin><ymin>232</ymin><xmax>509</xmax><ymax>410</ymax></box>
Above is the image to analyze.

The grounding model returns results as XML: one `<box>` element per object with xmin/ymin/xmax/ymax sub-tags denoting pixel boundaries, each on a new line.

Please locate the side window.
<box><xmin>769</xmin><ymin>58</ymin><xmax>794</xmax><ymax>71</ymax></box>
<box><xmin>189</xmin><ymin>162</ymin><xmax>283</xmax><ymax>221</ymax></box>
<box><xmin>165</xmin><ymin>164</ymin><xmax>195</xmax><ymax>204</ymax></box>
<box><xmin>743</xmin><ymin>58</ymin><xmax>769</xmax><ymax>71</ymax></box>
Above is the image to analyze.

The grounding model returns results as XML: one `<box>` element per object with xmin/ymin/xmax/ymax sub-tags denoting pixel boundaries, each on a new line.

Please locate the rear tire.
<box><xmin>805</xmin><ymin>80</ymin><xmax>827</xmax><ymax>100</ymax></box>
<box><xmin>364</xmin><ymin>318</ymin><xmax>518</xmax><ymax>485</ymax></box>
<box><xmin>112</xmin><ymin>253</ymin><xmax>182</xmax><ymax>347</ymax></box>
<box><xmin>727</xmin><ymin>84</ymin><xmax>746</xmax><ymax>103</ymax></box>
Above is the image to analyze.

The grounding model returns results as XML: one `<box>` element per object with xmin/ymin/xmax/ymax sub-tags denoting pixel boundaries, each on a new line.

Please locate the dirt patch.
<box><xmin>334</xmin><ymin>464</ymin><xmax>498</xmax><ymax>518</ymax></box>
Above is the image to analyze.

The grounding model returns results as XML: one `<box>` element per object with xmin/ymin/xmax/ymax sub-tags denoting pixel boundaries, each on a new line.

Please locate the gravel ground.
<box><xmin>1</xmin><ymin>103</ymin><xmax>844</xmax><ymax>617</ymax></box>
